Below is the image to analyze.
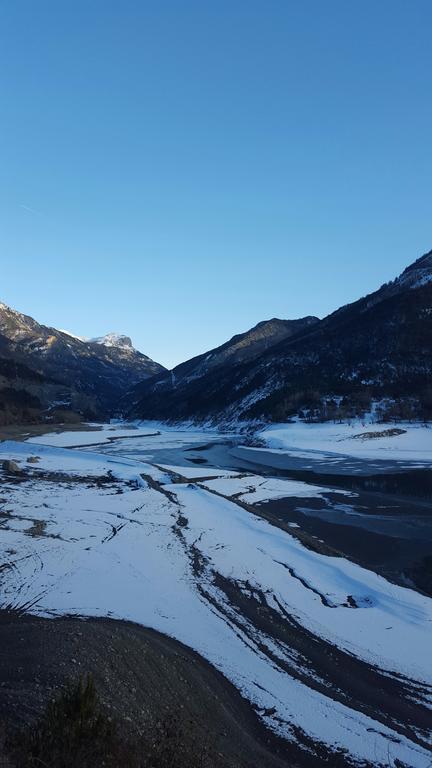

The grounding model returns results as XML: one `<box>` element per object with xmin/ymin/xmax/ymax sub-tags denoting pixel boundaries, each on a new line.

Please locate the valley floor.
<box><xmin>0</xmin><ymin>422</ymin><xmax>431</xmax><ymax>767</ymax></box>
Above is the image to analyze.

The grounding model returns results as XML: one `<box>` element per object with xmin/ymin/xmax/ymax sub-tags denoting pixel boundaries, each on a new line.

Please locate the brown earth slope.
<box><xmin>0</xmin><ymin>611</ymin><xmax>330</xmax><ymax>768</ymax></box>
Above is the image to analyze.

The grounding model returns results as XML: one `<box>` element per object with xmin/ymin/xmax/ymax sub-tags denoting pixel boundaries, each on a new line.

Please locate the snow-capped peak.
<box><xmin>90</xmin><ymin>332</ymin><xmax>135</xmax><ymax>350</ymax></box>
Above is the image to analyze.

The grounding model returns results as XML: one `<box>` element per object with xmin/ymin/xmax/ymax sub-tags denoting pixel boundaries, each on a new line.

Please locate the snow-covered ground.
<box><xmin>0</xmin><ymin>426</ymin><xmax>431</xmax><ymax>766</ymax></box>
<box><xmin>26</xmin><ymin>422</ymin><xmax>167</xmax><ymax>448</ymax></box>
<box><xmin>28</xmin><ymin>421</ymin><xmax>225</xmax><ymax>450</ymax></box>
<box><xmin>259</xmin><ymin>421</ymin><xmax>432</xmax><ymax>464</ymax></box>
<box><xmin>200</xmin><ymin>474</ymin><xmax>353</xmax><ymax>503</ymax></box>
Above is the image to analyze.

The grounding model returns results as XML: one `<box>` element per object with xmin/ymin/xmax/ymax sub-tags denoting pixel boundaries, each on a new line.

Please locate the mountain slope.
<box><xmin>128</xmin><ymin>249</ymin><xmax>432</xmax><ymax>424</ymax></box>
<box><xmin>0</xmin><ymin>302</ymin><xmax>165</xmax><ymax>421</ymax></box>
<box><xmin>126</xmin><ymin>316</ymin><xmax>319</xmax><ymax>415</ymax></box>
<box><xmin>0</xmin><ymin>332</ymin><xmax>65</xmax><ymax>425</ymax></box>
<box><xmin>170</xmin><ymin>316</ymin><xmax>319</xmax><ymax>382</ymax></box>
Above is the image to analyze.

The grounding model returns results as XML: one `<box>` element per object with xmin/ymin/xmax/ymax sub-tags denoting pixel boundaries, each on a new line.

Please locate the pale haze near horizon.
<box><xmin>1</xmin><ymin>1</ymin><xmax>431</xmax><ymax>368</ymax></box>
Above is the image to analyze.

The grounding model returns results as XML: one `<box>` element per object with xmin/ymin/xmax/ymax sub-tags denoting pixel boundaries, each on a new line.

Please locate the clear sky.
<box><xmin>1</xmin><ymin>1</ymin><xmax>431</xmax><ymax>368</ymax></box>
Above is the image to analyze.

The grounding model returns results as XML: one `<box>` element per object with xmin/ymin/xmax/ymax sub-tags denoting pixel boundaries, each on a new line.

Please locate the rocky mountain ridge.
<box><xmin>90</xmin><ymin>332</ymin><xmax>136</xmax><ymax>350</ymax></box>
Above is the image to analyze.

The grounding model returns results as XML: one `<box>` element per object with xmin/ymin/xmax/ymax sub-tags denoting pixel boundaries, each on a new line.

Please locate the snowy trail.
<box><xmin>0</xmin><ymin>432</ymin><xmax>431</xmax><ymax>766</ymax></box>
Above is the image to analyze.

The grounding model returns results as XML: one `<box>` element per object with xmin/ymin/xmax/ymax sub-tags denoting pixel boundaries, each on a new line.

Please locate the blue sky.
<box><xmin>1</xmin><ymin>1</ymin><xmax>431</xmax><ymax>368</ymax></box>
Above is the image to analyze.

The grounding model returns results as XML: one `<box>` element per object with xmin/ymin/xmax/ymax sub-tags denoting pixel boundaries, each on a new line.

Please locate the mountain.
<box><xmin>0</xmin><ymin>302</ymin><xmax>165</xmax><ymax>423</ymax></box>
<box><xmin>125</xmin><ymin>315</ymin><xmax>319</xmax><ymax>419</ymax></box>
<box><xmin>148</xmin><ymin>316</ymin><xmax>318</xmax><ymax>389</ymax></box>
<box><xmin>127</xmin><ymin>249</ymin><xmax>432</xmax><ymax>424</ymax></box>
<box><xmin>90</xmin><ymin>332</ymin><xmax>136</xmax><ymax>350</ymax></box>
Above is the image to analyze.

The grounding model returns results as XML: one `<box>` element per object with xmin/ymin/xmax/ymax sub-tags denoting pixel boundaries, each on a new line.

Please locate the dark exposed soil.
<box><xmin>0</xmin><ymin>611</ymin><xmax>319</xmax><ymax>768</ymax></box>
<box><xmin>0</xmin><ymin>422</ymin><xmax>102</xmax><ymax>442</ymax></box>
